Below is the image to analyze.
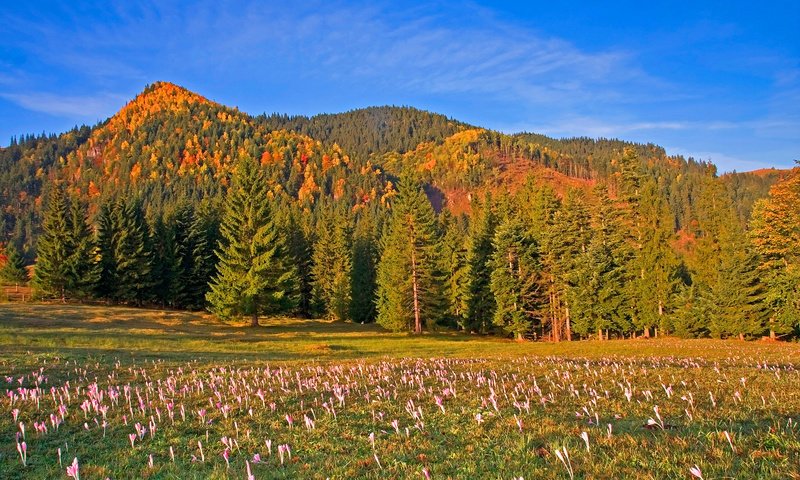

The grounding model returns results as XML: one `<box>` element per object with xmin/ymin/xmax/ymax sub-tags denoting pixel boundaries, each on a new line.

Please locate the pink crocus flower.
<box><xmin>66</xmin><ymin>457</ymin><xmax>80</xmax><ymax>480</ymax></box>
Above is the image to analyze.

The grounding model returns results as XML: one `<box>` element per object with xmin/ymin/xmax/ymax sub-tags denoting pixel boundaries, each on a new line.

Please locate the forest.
<box><xmin>1</xmin><ymin>82</ymin><xmax>798</xmax><ymax>340</ymax></box>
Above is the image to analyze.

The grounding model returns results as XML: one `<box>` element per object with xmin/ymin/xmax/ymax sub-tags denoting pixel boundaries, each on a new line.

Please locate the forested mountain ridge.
<box><xmin>2</xmin><ymin>81</ymin><xmax>796</xmax><ymax>340</ymax></box>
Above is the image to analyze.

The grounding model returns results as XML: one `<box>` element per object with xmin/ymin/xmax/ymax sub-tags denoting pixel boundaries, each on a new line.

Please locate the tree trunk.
<box><xmin>251</xmin><ymin>313</ymin><xmax>259</xmax><ymax>328</ymax></box>
<box><xmin>643</xmin><ymin>327</ymin><xmax>650</xmax><ymax>338</ymax></box>
<box><xmin>411</xmin><ymin>243</ymin><xmax>421</xmax><ymax>334</ymax></box>
<box><xmin>597</xmin><ymin>327</ymin><xmax>603</xmax><ymax>341</ymax></box>
<box><xmin>565</xmin><ymin>306</ymin><xmax>572</xmax><ymax>341</ymax></box>
<box><xmin>738</xmin><ymin>333</ymin><xmax>744</xmax><ymax>341</ymax></box>
<box><xmin>770</xmin><ymin>329</ymin><xmax>776</xmax><ymax>340</ymax></box>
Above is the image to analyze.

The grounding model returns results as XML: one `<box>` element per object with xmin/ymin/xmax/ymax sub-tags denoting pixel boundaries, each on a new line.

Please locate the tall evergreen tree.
<box><xmin>0</xmin><ymin>243</ymin><xmax>28</xmax><ymax>284</ymax></box>
<box><xmin>64</xmin><ymin>197</ymin><xmax>98</xmax><ymax>299</ymax></box>
<box><xmin>206</xmin><ymin>156</ymin><xmax>299</xmax><ymax>325</ymax></box>
<box><xmin>571</xmin><ymin>186</ymin><xmax>631</xmax><ymax>339</ymax></box>
<box><xmin>630</xmin><ymin>179</ymin><xmax>679</xmax><ymax>337</ymax></box>
<box><xmin>692</xmin><ymin>178</ymin><xmax>765</xmax><ymax>339</ymax></box>
<box><xmin>462</xmin><ymin>194</ymin><xmax>497</xmax><ymax>333</ymax></box>
<box><xmin>312</xmin><ymin>206</ymin><xmax>352</xmax><ymax>321</ymax></box>
<box><xmin>112</xmin><ymin>199</ymin><xmax>153</xmax><ymax>305</ymax></box>
<box><xmin>94</xmin><ymin>202</ymin><xmax>117</xmax><ymax>300</ymax></box>
<box><xmin>33</xmin><ymin>185</ymin><xmax>71</xmax><ymax>300</ymax></box>
<box><xmin>350</xmin><ymin>211</ymin><xmax>379</xmax><ymax>323</ymax></box>
<box><xmin>376</xmin><ymin>176</ymin><xmax>445</xmax><ymax>333</ymax></box>
<box><xmin>440</xmin><ymin>211</ymin><xmax>469</xmax><ymax>325</ymax></box>
<box><xmin>490</xmin><ymin>216</ymin><xmax>542</xmax><ymax>340</ymax></box>
<box><xmin>183</xmin><ymin>202</ymin><xmax>220</xmax><ymax>310</ymax></box>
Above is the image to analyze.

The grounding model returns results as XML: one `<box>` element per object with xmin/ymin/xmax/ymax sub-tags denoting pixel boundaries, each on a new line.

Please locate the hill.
<box><xmin>0</xmin><ymin>81</ymin><xmax>780</xmax><ymax>260</ymax></box>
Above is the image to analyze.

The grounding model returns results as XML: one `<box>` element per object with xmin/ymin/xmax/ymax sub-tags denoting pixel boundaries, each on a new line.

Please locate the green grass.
<box><xmin>1</xmin><ymin>303</ymin><xmax>798</xmax><ymax>479</ymax></box>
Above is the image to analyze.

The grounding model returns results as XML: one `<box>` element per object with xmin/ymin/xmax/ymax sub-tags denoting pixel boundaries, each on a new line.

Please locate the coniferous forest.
<box><xmin>2</xmin><ymin>82</ymin><xmax>798</xmax><ymax>340</ymax></box>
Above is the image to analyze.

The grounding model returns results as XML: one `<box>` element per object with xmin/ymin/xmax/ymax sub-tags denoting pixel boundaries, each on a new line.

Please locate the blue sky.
<box><xmin>1</xmin><ymin>1</ymin><xmax>797</xmax><ymax>172</ymax></box>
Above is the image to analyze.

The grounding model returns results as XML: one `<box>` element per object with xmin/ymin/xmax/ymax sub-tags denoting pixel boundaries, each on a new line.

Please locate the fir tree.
<box><xmin>64</xmin><ymin>197</ymin><xmax>98</xmax><ymax>299</ymax></box>
<box><xmin>630</xmin><ymin>179</ymin><xmax>679</xmax><ymax>337</ymax></box>
<box><xmin>0</xmin><ymin>243</ymin><xmax>28</xmax><ymax>285</ymax></box>
<box><xmin>148</xmin><ymin>213</ymin><xmax>179</xmax><ymax>306</ymax></box>
<box><xmin>462</xmin><ymin>194</ymin><xmax>497</xmax><ymax>333</ymax></box>
<box><xmin>312</xmin><ymin>206</ymin><xmax>352</xmax><ymax>321</ymax></box>
<box><xmin>94</xmin><ymin>202</ymin><xmax>117</xmax><ymax>300</ymax></box>
<box><xmin>183</xmin><ymin>202</ymin><xmax>220</xmax><ymax>310</ymax></box>
<box><xmin>350</xmin><ymin>212</ymin><xmax>379</xmax><ymax>323</ymax></box>
<box><xmin>439</xmin><ymin>211</ymin><xmax>469</xmax><ymax>325</ymax></box>
<box><xmin>571</xmin><ymin>186</ymin><xmax>631</xmax><ymax>339</ymax></box>
<box><xmin>206</xmin><ymin>156</ymin><xmax>299</xmax><ymax>325</ymax></box>
<box><xmin>490</xmin><ymin>216</ymin><xmax>542</xmax><ymax>339</ymax></box>
<box><xmin>112</xmin><ymin>200</ymin><xmax>153</xmax><ymax>305</ymax></box>
<box><xmin>33</xmin><ymin>185</ymin><xmax>71</xmax><ymax>300</ymax></box>
<box><xmin>376</xmin><ymin>176</ymin><xmax>445</xmax><ymax>333</ymax></box>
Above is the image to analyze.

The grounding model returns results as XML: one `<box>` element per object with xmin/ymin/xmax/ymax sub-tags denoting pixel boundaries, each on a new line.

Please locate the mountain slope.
<box><xmin>0</xmin><ymin>82</ymin><xmax>783</xmax><ymax>255</ymax></box>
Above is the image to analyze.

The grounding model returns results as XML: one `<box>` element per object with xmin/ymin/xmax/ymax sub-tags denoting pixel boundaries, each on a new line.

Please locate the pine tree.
<box><xmin>490</xmin><ymin>216</ymin><xmax>542</xmax><ymax>339</ymax></box>
<box><xmin>64</xmin><ymin>197</ymin><xmax>98</xmax><ymax>299</ymax></box>
<box><xmin>376</xmin><ymin>176</ymin><xmax>445</xmax><ymax>333</ymax></box>
<box><xmin>462</xmin><ymin>194</ymin><xmax>496</xmax><ymax>332</ymax></box>
<box><xmin>0</xmin><ymin>243</ymin><xmax>28</xmax><ymax>285</ymax></box>
<box><xmin>558</xmin><ymin>189</ymin><xmax>592</xmax><ymax>340</ymax></box>
<box><xmin>206</xmin><ymin>156</ymin><xmax>299</xmax><ymax>325</ymax></box>
<box><xmin>112</xmin><ymin>199</ymin><xmax>153</xmax><ymax>305</ymax></box>
<box><xmin>281</xmin><ymin>206</ymin><xmax>314</xmax><ymax>317</ymax></box>
<box><xmin>312</xmin><ymin>206</ymin><xmax>352</xmax><ymax>321</ymax></box>
<box><xmin>148</xmin><ymin>213</ymin><xmax>179</xmax><ymax>306</ymax></box>
<box><xmin>33</xmin><ymin>185</ymin><xmax>71</xmax><ymax>300</ymax></box>
<box><xmin>571</xmin><ymin>186</ymin><xmax>630</xmax><ymax>339</ymax></box>
<box><xmin>692</xmin><ymin>178</ymin><xmax>765</xmax><ymax>339</ymax></box>
<box><xmin>630</xmin><ymin>179</ymin><xmax>679</xmax><ymax>337</ymax></box>
<box><xmin>350</xmin><ymin>212</ymin><xmax>379</xmax><ymax>323</ymax></box>
<box><xmin>94</xmin><ymin>202</ymin><xmax>117</xmax><ymax>300</ymax></box>
<box><xmin>183</xmin><ymin>202</ymin><xmax>220</xmax><ymax>310</ymax></box>
<box><xmin>439</xmin><ymin>211</ymin><xmax>469</xmax><ymax>325</ymax></box>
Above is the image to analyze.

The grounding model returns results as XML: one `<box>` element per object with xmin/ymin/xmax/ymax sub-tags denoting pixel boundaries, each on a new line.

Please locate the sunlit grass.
<box><xmin>0</xmin><ymin>303</ymin><xmax>798</xmax><ymax>479</ymax></box>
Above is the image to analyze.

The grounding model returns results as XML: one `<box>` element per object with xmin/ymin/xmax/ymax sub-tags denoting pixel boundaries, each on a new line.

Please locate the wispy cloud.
<box><xmin>0</xmin><ymin>92</ymin><xmax>127</xmax><ymax>119</ymax></box>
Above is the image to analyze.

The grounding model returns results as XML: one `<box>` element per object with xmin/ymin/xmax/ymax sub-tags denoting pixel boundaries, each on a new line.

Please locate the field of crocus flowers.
<box><xmin>1</xmin><ymin>304</ymin><xmax>798</xmax><ymax>479</ymax></box>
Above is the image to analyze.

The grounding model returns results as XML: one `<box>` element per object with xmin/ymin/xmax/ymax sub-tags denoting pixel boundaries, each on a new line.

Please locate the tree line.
<box><xmin>23</xmin><ymin>152</ymin><xmax>799</xmax><ymax>340</ymax></box>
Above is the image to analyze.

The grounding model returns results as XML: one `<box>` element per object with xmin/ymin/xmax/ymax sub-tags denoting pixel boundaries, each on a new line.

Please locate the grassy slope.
<box><xmin>1</xmin><ymin>304</ymin><xmax>799</xmax><ymax>479</ymax></box>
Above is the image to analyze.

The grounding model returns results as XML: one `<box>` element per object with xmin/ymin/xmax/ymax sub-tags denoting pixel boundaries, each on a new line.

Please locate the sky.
<box><xmin>1</xmin><ymin>1</ymin><xmax>797</xmax><ymax>172</ymax></box>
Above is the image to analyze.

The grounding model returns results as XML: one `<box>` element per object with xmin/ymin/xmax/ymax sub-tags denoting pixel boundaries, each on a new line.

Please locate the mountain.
<box><xmin>0</xmin><ymin>82</ymin><xmax>781</xmax><ymax>255</ymax></box>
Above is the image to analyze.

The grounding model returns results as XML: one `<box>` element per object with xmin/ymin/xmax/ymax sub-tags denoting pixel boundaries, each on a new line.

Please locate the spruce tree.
<box><xmin>33</xmin><ymin>185</ymin><xmax>71</xmax><ymax>300</ymax></box>
<box><xmin>112</xmin><ymin>200</ymin><xmax>153</xmax><ymax>305</ymax></box>
<box><xmin>630</xmin><ymin>179</ymin><xmax>679</xmax><ymax>337</ymax></box>
<box><xmin>0</xmin><ymin>243</ymin><xmax>28</xmax><ymax>285</ymax></box>
<box><xmin>440</xmin><ymin>211</ymin><xmax>469</xmax><ymax>325</ymax></box>
<box><xmin>206</xmin><ymin>156</ymin><xmax>299</xmax><ymax>326</ymax></box>
<box><xmin>376</xmin><ymin>176</ymin><xmax>445</xmax><ymax>333</ymax></box>
<box><xmin>490</xmin><ymin>216</ymin><xmax>542</xmax><ymax>339</ymax></box>
<box><xmin>350</xmin><ymin>212</ymin><xmax>379</xmax><ymax>323</ymax></box>
<box><xmin>558</xmin><ymin>189</ymin><xmax>592</xmax><ymax>340</ymax></box>
<box><xmin>571</xmin><ymin>186</ymin><xmax>630</xmax><ymax>339</ymax></box>
<box><xmin>94</xmin><ymin>202</ymin><xmax>117</xmax><ymax>300</ymax></box>
<box><xmin>148</xmin><ymin>213</ymin><xmax>179</xmax><ymax>307</ymax></box>
<box><xmin>183</xmin><ymin>202</ymin><xmax>220</xmax><ymax>310</ymax></box>
<box><xmin>312</xmin><ymin>206</ymin><xmax>352</xmax><ymax>321</ymax></box>
<box><xmin>64</xmin><ymin>197</ymin><xmax>98</xmax><ymax>299</ymax></box>
<box><xmin>462</xmin><ymin>194</ymin><xmax>497</xmax><ymax>333</ymax></box>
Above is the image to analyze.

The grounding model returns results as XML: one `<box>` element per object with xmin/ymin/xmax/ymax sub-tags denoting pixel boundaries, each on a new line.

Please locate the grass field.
<box><xmin>1</xmin><ymin>303</ymin><xmax>799</xmax><ymax>479</ymax></box>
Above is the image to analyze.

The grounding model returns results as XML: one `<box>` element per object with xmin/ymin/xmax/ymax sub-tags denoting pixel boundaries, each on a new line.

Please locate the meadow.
<box><xmin>1</xmin><ymin>303</ymin><xmax>798</xmax><ymax>479</ymax></box>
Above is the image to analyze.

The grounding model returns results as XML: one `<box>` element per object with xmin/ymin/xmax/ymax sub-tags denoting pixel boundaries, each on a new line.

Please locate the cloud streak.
<box><xmin>0</xmin><ymin>92</ymin><xmax>127</xmax><ymax>120</ymax></box>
